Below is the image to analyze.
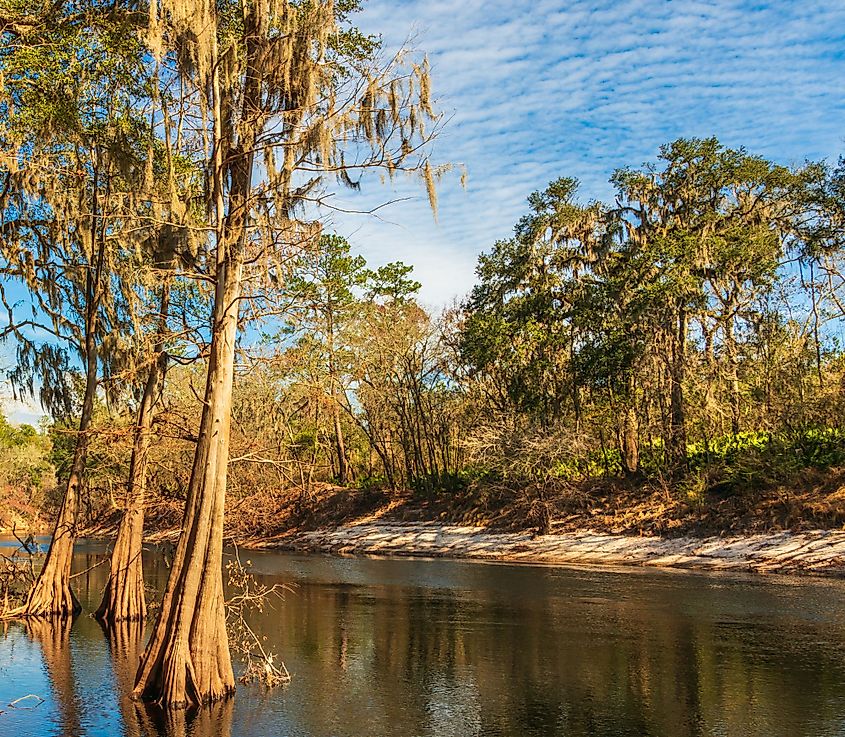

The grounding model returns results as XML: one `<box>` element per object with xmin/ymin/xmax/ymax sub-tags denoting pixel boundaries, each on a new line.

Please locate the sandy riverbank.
<box><xmin>240</xmin><ymin>522</ymin><xmax>845</xmax><ymax>576</ymax></box>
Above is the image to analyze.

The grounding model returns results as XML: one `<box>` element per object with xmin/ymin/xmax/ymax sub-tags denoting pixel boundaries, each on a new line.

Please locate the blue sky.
<box><xmin>328</xmin><ymin>0</ymin><xmax>845</xmax><ymax>307</ymax></box>
<box><xmin>3</xmin><ymin>0</ymin><xmax>845</xmax><ymax>424</ymax></box>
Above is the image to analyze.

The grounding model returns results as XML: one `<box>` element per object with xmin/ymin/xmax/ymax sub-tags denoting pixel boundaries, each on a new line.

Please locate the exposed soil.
<box><xmin>231</xmin><ymin>469</ymin><xmax>845</xmax><ymax>541</ymax></box>
<box><xmin>74</xmin><ymin>467</ymin><xmax>845</xmax><ymax>547</ymax></box>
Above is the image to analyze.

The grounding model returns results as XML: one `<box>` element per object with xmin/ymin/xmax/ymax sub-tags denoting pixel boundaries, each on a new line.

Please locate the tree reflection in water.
<box><xmin>3</xmin><ymin>545</ymin><xmax>845</xmax><ymax>737</ymax></box>
<box><xmin>25</xmin><ymin>617</ymin><xmax>81</xmax><ymax>737</ymax></box>
<box><xmin>100</xmin><ymin>619</ymin><xmax>235</xmax><ymax>737</ymax></box>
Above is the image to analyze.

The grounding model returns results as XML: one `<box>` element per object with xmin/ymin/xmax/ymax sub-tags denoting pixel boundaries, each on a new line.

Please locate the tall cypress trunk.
<box><xmin>18</xmin><ymin>354</ymin><xmax>96</xmax><ymax>617</ymax></box>
<box><xmin>17</xmin><ymin>160</ymin><xmax>106</xmax><ymax>619</ymax></box>
<box><xmin>132</xmin><ymin>21</ymin><xmax>258</xmax><ymax>704</ymax></box>
<box><xmin>131</xmin><ymin>260</ymin><xmax>241</xmax><ymax>707</ymax></box>
<box><xmin>97</xmin><ymin>283</ymin><xmax>171</xmax><ymax>624</ymax></box>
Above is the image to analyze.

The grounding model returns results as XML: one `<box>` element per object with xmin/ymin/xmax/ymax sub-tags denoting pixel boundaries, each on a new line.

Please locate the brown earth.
<box><xmin>70</xmin><ymin>467</ymin><xmax>845</xmax><ymax>545</ymax></box>
<box><xmin>226</xmin><ymin>468</ymin><xmax>845</xmax><ymax>541</ymax></box>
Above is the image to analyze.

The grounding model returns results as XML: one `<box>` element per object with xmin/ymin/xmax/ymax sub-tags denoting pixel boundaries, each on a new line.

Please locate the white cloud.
<box><xmin>324</xmin><ymin>0</ymin><xmax>845</xmax><ymax>306</ymax></box>
<box><xmin>0</xmin><ymin>384</ymin><xmax>46</xmax><ymax>427</ymax></box>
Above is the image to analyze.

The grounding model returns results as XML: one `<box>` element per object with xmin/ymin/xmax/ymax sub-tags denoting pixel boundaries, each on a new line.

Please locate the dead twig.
<box><xmin>2</xmin><ymin>694</ymin><xmax>45</xmax><ymax>714</ymax></box>
<box><xmin>225</xmin><ymin>544</ymin><xmax>293</xmax><ymax>688</ymax></box>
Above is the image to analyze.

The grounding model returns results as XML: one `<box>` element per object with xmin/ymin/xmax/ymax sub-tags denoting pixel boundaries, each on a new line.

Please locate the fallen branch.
<box><xmin>69</xmin><ymin>557</ymin><xmax>108</xmax><ymax>579</ymax></box>
<box><xmin>0</xmin><ymin>693</ymin><xmax>46</xmax><ymax>714</ymax></box>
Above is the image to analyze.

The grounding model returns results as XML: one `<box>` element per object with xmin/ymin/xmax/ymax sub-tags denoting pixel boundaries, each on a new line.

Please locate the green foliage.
<box><xmin>0</xmin><ymin>0</ymin><xmax>167</xmax><ymax>419</ymax></box>
<box><xmin>688</xmin><ymin>428</ymin><xmax>845</xmax><ymax>474</ymax></box>
<box><xmin>680</xmin><ymin>428</ymin><xmax>845</xmax><ymax>499</ymax></box>
<box><xmin>0</xmin><ymin>413</ymin><xmax>36</xmax><ymax>447</ymax></box>
<box><xmin>460</xmin><ymin>136</ymin><xmax>844</xmax><ymax>483</ymax></box>
<box><xmin>461</xmin><ymin>177</ymin><xmax>597</xmax><ymax>418</ymax></box>
<box><xmin>365</xmin><ymin>261</ymin><xmax>422</xmax><ymax>304</ymax></box>
<box><xmin>0</xmin><ymin>410</ymin><xmax>54</xmax><ymax>521</ymax></box>
<box><xmin>789</xmin><ymin>427</ymin><xmax>845</xmax><ymax>468</ymax></box>
<box><xmin>410</xmin><ymin>470</ymin><xmax>472</xmax><ymax>499</ymax></box>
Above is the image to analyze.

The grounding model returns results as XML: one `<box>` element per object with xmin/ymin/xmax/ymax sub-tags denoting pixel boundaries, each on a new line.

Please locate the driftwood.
<box><xmin>8</xmin><ymin>693</ymin><xmax>46</xmax><ymax>707</ymax></box>
<box><xmin>0</xmin><ymin>524</ymin><xmax>41</xmax><ymax>616</ymax></box>
<box><xmin>0</xmin><ymin>694</ymin><xmax>46</xmax><ymax>715</ymax></box>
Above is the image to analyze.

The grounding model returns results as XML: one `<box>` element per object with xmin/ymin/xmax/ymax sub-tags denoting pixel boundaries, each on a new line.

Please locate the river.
<box><xmin>1</xmin><ymin>536</ymin><xmax>845</xmax><ymax>736</ymax></box>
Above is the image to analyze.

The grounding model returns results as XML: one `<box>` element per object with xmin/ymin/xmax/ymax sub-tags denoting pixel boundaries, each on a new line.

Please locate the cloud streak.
<box><xmin>329</xmin><ymin>0</ymin><xmax>845</xmax><ymax>305</ymax></box>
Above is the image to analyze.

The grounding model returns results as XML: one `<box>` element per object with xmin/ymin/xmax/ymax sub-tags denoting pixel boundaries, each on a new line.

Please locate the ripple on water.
<box><xmin>1</xmin><ymin>538</ymin><xmax>845</xmax><ymax>737</ymax></box>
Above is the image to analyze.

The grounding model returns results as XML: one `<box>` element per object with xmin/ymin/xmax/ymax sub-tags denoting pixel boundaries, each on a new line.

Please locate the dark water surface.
<box><xmin>2</xmin><ymin>537</ymin><xmax>845</xmax><ymax>736</ymax></box>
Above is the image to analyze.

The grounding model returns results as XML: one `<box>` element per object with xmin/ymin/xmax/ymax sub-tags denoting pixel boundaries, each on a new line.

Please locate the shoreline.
<box><xmin>238</xmin><ymin>522</ymin><xmax>845</xmax><ymax>577</ymax></box>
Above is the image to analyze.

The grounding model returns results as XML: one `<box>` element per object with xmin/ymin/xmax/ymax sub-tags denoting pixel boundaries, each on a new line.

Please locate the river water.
<box><xmin>1</xmin><ymin>537</ymin><xmax>845</xmax><ymax>736</ymax></box>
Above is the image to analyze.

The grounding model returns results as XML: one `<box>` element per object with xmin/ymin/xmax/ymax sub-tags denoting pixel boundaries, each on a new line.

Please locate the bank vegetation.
<box><xmin>3</xmin><ymin>141</ymin><xmax>845</xmax><ymax>542</ymax></box>
<box><xmin>0</xmin><ymin>0</ymin><xmax>843</xmax><ymax>710</ymax></box>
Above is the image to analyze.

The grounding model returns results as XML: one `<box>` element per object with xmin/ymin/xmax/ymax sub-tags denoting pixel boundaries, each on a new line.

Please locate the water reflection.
<box><xmin>100</xmin><ymin>619</ymin><xmax>154</xmax><ymax>737</ymax></box>
<box><xmin>1</xmin><ymin>541</ymin><xmax>845</xmax><ymax>736</ymax></box>
<box><xmin>137</xmin><ymin>696</ymin><xmax>234</xmax><ymax>737</ymax></box>
<box><xmin>25</xmin><ymin>616</ymin><xmax>81</xmax><ymax>737</ymax></box>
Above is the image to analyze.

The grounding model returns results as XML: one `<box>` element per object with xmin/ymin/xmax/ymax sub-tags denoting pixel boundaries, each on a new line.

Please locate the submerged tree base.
<box><xmin>95</xmin><ymin>509</ymin><xmax>147</xmax><ymax>624</ymax></box>
<box><xmin>7</xmin><ymin>531</ymin><xmax>80</xmax><ymax>620</ymax></box>
<box><xmin>18</xmin><ymin>584</ymin><xmax>81</xmax><ymax>619</ymax></box>
<box><xmin>95</xmin><ymin>575</ymin><xmax>146</xmax><ymax>624</ymax></box>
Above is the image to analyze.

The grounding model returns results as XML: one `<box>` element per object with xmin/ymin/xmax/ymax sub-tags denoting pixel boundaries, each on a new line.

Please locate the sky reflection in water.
<box><xmin>2</xmin><ymin>539</ymin><xmax>845</xmax><ymax>736</ymax></box>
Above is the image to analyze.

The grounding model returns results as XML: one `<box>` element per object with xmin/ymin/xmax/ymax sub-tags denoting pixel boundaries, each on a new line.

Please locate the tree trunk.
<box><xmin>621</xmin><ymin>405</ymin><xmax>639</xmax><ymax>475</ymax></box>
<box><xmin>723</xmin><ymin>297</ymin><xmax>741</xmax><ymax>436</ymax></box>
<box><xmin>327</xmin><ymin>313</ymin><xmax>349</xmax><ymax>484</ymax></box>
<box><xmin>332</xmin><ymin>405</ymin><xmax>348</xmax><ymax>484</ymax></box>
<box><xmin>16</xmin><ymin>156</ymin><xmax>107</xmax><ymax>619</ymax></box>
<box><xmin>18</xmin><ymin>330</ymin><xmax>98</xmax><ymax>618</ymax></box>
<box><xmin>727</xmin><ymin>335</ymin><xmax>741</xmax><ymax>436</ymax></box>
<box><xmin>132</xmin><ymin>19</ymin><xmax>257</xmax><ymax>702</ymax></box>
<box><xmin>97</xmin><ymin>284</ymin><xmax>171</xmax><ymax>624</ymax></box>
<box><xmin>810</xmin><ymin>260</ymin><xmax>824</xmax><ymax>388</ymax></box>
<box><xmin>668</xmin><ymin>306</ymin><xmax>688</xmax><ymax>468</ymax></box>
<box><xmin>131</xmin><ymin>260</ymin><xmax>240</xmax><ymax>708</ymax></box>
